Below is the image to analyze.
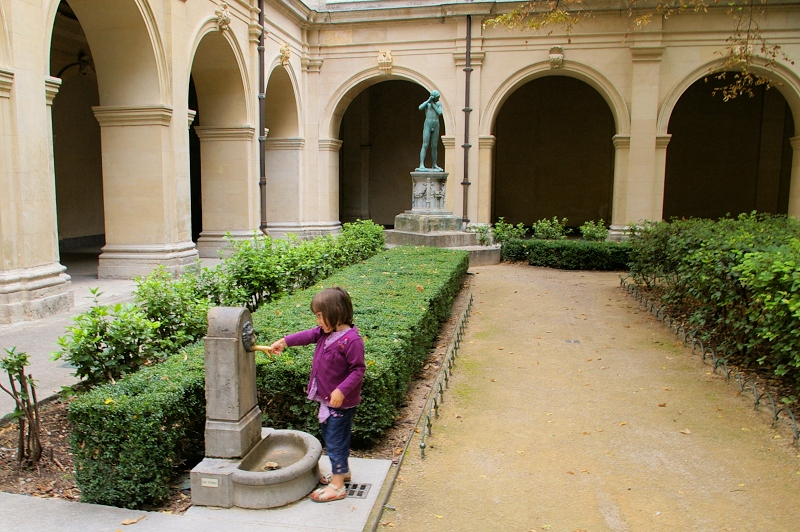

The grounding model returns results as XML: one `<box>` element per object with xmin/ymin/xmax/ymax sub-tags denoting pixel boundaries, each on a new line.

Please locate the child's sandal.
<box><xmin>310</xmin><ymin>484</ymin><xmax>347</xmax><ymax>503</ymax></box>
<box><xmin>319</xmin><ymin>473</ymin><xmax>351</xmax><ymax>485</ymax></box>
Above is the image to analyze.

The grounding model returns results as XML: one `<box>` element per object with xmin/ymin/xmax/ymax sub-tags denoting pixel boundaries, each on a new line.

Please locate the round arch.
<box><xmin>481</xmin><ymin>60</ymin><xmax>630</xmax><ymax>137</ymax></box>
<box><xmin>321</xmin><ymin>67</ymin><xmax>455</xmax><ymax>141</ymax></box>
<box><xmin>187</xmin><ymin>20</ymin><xmax>253</xmax><ymax>126</ymax></box>
<box><xmin>658</xmin><ymin>58</ymin><xmax>800</xmax><ymax>136</ymax></box>
<box><xmin>265</xmin><ymin>61</ymin><xmax>301</xmax><ymax>138</ymax></box>
<box><xmin>46</xmin><ymin>0</ymin><xmax>170</xmax><ymax>106</ymax></box>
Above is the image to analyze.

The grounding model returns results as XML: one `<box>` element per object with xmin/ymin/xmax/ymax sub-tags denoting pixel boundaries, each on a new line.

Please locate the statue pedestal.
<box><xmin>385</xmin><ymin>171</ymin><xmax>479</xmax><ymax>249</ymax></box>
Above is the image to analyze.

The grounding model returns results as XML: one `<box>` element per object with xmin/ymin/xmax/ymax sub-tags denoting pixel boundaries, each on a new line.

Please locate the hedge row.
<box><xmin>501</xmin><ymin>238</ymin><xmax>631</xmax><ymax>271</ymax></box>
<box><xmin>627</xmin><ymin>214</ymin><xmax>800</xmax><ymax>385</ymax></box>
<box><xmin>68</xmin><ymin>246</ymin><xmax>468</xmax><ymax>508</ymax></box>
<box><xmin>251</xmin><ymin>245</ymin><xmax>469</xmax><ymax>444</ymax></box>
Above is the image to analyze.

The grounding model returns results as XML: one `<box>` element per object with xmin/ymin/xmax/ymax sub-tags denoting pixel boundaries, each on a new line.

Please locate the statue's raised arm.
<box><xmin>417</xmin><ymin>90</ymin><xmax>443</xmax><ymax>172</ymax></box>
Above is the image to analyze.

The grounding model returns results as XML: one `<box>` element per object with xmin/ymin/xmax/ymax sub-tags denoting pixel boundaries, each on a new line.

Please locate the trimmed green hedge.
<box><xmin>69</xmin><ymin>246</ymin><xmax>468</xmax><ymax>507</ymax></box>
<box><xmin>502</xmin><ymin>238</ymin><xmax>630</xmax><ymax>271</ymax></box>
<box><xmin>252</xmin><ymin>246</ymin><xmax>469</xmax><ymax>445</ymax></box>
<box><xmin>68</xmin><ymin>343</ymin><xmax>206</xmax><ymax>508</ymax></box>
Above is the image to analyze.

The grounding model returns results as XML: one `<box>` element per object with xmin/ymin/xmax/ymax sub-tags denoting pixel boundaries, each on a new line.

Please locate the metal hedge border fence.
<box><xmin>418</xmin><ymin>292</ymin><xmax>473</xmax><ymax>458</ymax></box>
<box><xmin>619</xmin><ymin>275</ymin><xmax>800</xmax><ymax>446</ymax></box>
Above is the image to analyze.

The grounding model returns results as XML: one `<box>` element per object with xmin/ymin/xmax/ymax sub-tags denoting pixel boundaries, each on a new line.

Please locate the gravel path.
<box><xmin>382</xmin><ymin>263</ymin><xmax>800</xmax><ymax>531</ymax></box>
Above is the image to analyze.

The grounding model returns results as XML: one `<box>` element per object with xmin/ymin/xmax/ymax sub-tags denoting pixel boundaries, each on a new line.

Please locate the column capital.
<box><xmin>454</xmin><ymin>51</ymin><xmax>485</xmax><ymax>68</ymax></box>
<box><xmin>0</xmin><ymin>67</ymin><xmax>13</xmax><ymax>98</ymax></box>
<box><xmin>478</xmin><ymin>135</ymin><xmax>496</xmax><ymax>149</ymax></box>
<box><xmin>92</xmin><ymin>105</ymin><xmax>174</xmax><ymax>127</ymax></box>
<box><xmin>194</xmin><ymin>125</ymin><xmax>256</xmax><ymax>141</ymax></box>
<box><xmin>45</xmin><ymin>76</ymin><xmax>62</xmax><ymax>106</ymax></box>
<box><xmin>613</xmin><ymin>134</ymin><xmax>631</xmax><ymax>149</ymax></box>
<box><xmin>630</xmin><ymin>46</ymin><xmax>665</xmax><ymax>62</ymax></box>
<box><xmin>441</xmin><ymin>135</ymin><xmax>456</xmax><ymax>149</ymax></box>
<box><xmin>264</xmin><ymin>137</ymin><xmax>305</xmax><ymax>150</ymax></box>
<box><xmin>656</xmin><ymin>134</ymin><xmax>672</xmax><ymax>149</ymax></box>
<box><xmin>318</xmin><ymin>138</ymin><xmax>343</xmax><ymax>152</ymax></box>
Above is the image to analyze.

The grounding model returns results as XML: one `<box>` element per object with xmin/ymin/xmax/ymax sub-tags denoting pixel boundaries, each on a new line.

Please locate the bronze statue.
<box><xmin>417</xmin><ymin>90</ymin><xmax>443</xmax><ymax>172</ymax></box>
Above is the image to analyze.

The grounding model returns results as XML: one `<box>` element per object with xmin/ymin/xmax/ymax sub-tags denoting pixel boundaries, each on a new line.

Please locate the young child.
<box><xmin>268</xmin><ymin>286</ymin><xmax>366</xmax><ymax>503</ymax></box>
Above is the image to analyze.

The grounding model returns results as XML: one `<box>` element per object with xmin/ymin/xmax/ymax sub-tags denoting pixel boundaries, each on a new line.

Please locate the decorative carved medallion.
<box><xmin>377</xmin><ymin>51</ymin><xmax>393</xmax><ymax>75</ymax></box>
<box><xmin>549</xmin><ymin>46</ymin><xmax>564</xmax><ymax>69</ymax></box>
<box><xmin>280</xmin><ymin>43</ymin><xmax>291</xmax><ymax>66</ymax></box>
<box><xmin>216</xmin><ymin>2</ymin><xmax>232</xmax><ymax>32</ymax></box>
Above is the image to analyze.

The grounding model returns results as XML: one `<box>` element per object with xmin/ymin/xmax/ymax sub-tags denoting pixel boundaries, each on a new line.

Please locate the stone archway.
<box><xmin>263</xmin><ymin>64</ymin><xmax>305</xmax><ymax>237</ymax></box>
<box><xmin>338</xmin><ymin>80</ymin><xmax>432</xmax><ymax>226</ymax></box>
<box><xmin>47</xmin><ymin>0</ymin><xmax>196</xmax><ymax>279</ymax></box>
<box><xmin>492</xmin><ymin>76</ymin><xmax>616</xmax><ymax>229</ymax></box>
<box><xmin>50</xmin><ymin>1</ymin><xmax>105</xmax><ymax>266</ymax></box>
<box><xmin>190</xmin><ymin>29</ymin><xmax>255</xmax><ymax>257</ymax></box>
<box><xmin>663</xmin><ymin>77</ymin><xmax>794</xmax><ymax>219</ymax></box>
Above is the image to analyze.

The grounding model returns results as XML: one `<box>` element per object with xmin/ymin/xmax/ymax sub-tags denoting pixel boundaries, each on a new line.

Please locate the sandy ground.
<box><xmin>381</xmin><ymin>263</ymin><xmax>800</xmax><ymax>532</ymax></box>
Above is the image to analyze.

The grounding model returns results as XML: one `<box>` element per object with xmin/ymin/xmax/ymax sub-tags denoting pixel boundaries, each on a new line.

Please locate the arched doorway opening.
<box><xmin>50</xmin><ymin>0</ymin><xmax>104</xmax><ymax>279</ymax></box>
<box><xmin>663</xmin><ymin>77</ymin><xmax>794</xmax><ymax>219</ymax></box>
<box><xmin>492</xmin><ymin>76</ymin><xmax>615</xmax><ymax>229</ymax></box>
<box><xmin>338</xmin><ymin>80</ymin><xmax>433</xmax><ymax>226</ymax></box>
<box><xmin>190</xmin><ymin>30</ymin><xmax>253</xmax><ymax>257</ymax></box>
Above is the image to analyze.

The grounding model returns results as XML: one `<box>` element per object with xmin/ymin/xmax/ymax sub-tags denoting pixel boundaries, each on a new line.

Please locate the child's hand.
<box><xmin>268</xmin><ymin>338</ymin><xmax>287</xmax><ymax>355</ymax></box>
<box><xmin>329</xmin><ymin>388</ymin><xmax>344</xmax><ymax>408</ymax></box>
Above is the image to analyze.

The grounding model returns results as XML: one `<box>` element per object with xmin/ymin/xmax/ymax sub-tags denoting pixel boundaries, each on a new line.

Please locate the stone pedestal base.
<box><xmin>98</xmin><ymin>241</ymin><xmax>198</xmax><ymax>279</ymax></box>
<box><xmin>0</xmin><ymin>263</ymin><xmax>73</xmax><ymax>324</ymax></box>
<box><xmin>394</xmin><ymin>212</ymin><xmax>464</xmax><ymax>233</ymax></box>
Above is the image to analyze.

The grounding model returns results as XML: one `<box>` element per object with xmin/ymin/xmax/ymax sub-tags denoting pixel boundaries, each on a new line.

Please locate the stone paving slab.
<box><xmin>0</xmin><ymin>457</ymin><xmax>391</xmax><ymax>532</ymax></box>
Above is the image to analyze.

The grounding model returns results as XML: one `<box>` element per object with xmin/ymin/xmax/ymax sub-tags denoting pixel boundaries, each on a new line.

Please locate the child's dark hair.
<box><xmin>311</xmin><ymin>287</ymin><xmax>354</xmax><ymax>328</ymax></box>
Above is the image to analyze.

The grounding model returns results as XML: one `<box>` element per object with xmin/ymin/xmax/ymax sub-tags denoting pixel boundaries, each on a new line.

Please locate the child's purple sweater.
<box><xmin>284</xmin><ymin>326</ymin><xmax>366</xmax><ymax>409</ymax></box>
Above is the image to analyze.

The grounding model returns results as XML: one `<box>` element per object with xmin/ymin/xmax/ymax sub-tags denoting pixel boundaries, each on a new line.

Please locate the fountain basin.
<box><xmin>191</xmin><ymin>428</ymin><xmax>323</xmax><ymax>509</ymax></box>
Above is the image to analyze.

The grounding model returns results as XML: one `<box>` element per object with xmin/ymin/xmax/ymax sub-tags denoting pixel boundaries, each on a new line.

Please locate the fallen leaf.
<box><xmin>121</xmin><ymin>515</ymin><xmax>146</xmax><ymax>525</ymax></box>
<box><xmin>774</xmin><ymin>435</ymin><xmax>782</xmax><ymax>439</ymax></box>
<box><xmin>567</xmin><ymin>471</ymin><xmax>575</xmax><ymax>475</ymax></box>
<box><xmin>394</xmin><ymin>449</ymin><xmax>403</xmax><ymax>456</ymax></box>
<box><xmin>435</xmin><ymin>514</ymin><xmax>444</xmax><ymax>519</ymax></box>
<box><xmin>416</xmin><ymin>285</ymin><xmax>424</xmax><ymax>292</ymax></box>
<box><xmin>490</xmin><ymin>378</ymin><xmax>497</xmax><ymax>382</ymax></box>
<box><xmin>619</xmin><ymin>422</ymin><xmax>627</xmax><ymax>426</ymax></box>
<box><xmin>679</xmin><ymin>428</ymin><xmax>692</xmax><ymax>435</ymax></box>
<box><xmin>658</xmin><ymin>403</ymin><xmax>667</xmax><ymax>407</ymax></box>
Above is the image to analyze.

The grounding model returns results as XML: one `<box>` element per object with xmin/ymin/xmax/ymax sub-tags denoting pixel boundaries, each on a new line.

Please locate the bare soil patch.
<box><xmin>0</xmin><ymin>277</ymin><xmax>473</xmax><ymax>514</ymax></box>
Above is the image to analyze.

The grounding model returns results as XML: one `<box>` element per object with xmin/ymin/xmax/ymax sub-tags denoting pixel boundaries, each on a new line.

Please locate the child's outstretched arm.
<box><xmin>268</xmin><ymin>338</ymin><xmax>288</xmax><ymax>355</ymax></box>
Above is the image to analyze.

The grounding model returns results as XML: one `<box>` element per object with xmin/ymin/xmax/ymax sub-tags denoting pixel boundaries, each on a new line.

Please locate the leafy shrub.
<box><xmin>502</xmin><ymin>239</ymin><xmax>630</xmax><ymax>271</ymax></box>
<box><xmin>69</xmin><ymin>344</ymin><xmax>205</xmax><ymax>508</ymax></box>
<box><xmin>0</xmin><ymin>347</ymin><xmax>42</xmax><ymax>464</ymax></box>
<box><xmin>627</xmin><ymin>213</ymin><xmax>800</xmax><ymax>385</ymax></box>
<box><xmin>134</xmin><ymin>267</ymin><xmax>210</xmax><ymax>351</ymax></box>
<box><xmin>579</xmin><ymin>219</ymin><xmax>609</xmax><ymax>241</ymax></box>
<box><xmin>531</xmin><ymin>216</ymin><xmax>570</xmax><ymax>240</ymax></box>
<box><xmin>54</xmin><ymin>291</ymin><xmax>160</xmax><ymax>386</ymax></box>
<box><xmin>467</xmin><ymin>223</ymin><xmax>493</xmax><ymax>246</ymax></box>
<box><xmin>492</xmin><ymin>217</ymin><xmax>528</xmax><ymax>245</ymax></box>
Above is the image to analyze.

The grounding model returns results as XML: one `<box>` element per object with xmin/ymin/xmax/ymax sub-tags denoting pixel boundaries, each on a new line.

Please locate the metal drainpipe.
<box><xmin>461</xmin><ymin>15</ymin><xmax>473</xmax><ymax>228</ymax></box>
<box><xmin>258</xmin><ymin>0</ymin><xmax>269</xmax><ymax>235</ymax></box>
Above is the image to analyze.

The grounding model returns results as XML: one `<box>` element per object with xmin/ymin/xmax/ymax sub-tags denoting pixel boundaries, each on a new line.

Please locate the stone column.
<box><xmin>194</xmin><ymin>126</ymin><xmax>258</xmax><ymax>258</ymax></box>
<box><xmin>477</xmin><ymin>135</ymin><xmax>496</xmax><ymax>224</ymax></box>
<box><xmin>314</xmin><ymin>138</ymin><xmax>344</xmax><ymax>236</ymax></box>
<box><xmin>265</xmin><ymin>137</ymin><xmax>306</xmax><ymax>239</ymax></box>
<box><xmin>653</xmin><ymin>134</ymin><xmax>672</xmax><ymax>221</ymax></box>
<box><xmin>0</xmin><ymin>71</ymin><xmax>73</xmax><ymax>323</ymax></box>
<box><xmin>609</xmin><ymin>134</ymin><xmax>631</xmax><ymax>239</ymax></box>
<box><xmin>93</xmin><ymin>105</ymin><xmax>198</xmax><ymax>278</ymax></box>
<box><xmin>788</xmin><ymin>137</ymin><xmax>800</xmax><ymax>218</ymax></box>
<box><xmin>624</xmin><ymin>45</ymin><xmax>664</xmax><ymax>225</ymax></box>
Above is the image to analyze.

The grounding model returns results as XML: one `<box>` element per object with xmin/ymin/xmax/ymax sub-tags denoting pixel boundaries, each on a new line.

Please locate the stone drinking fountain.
<box><xmin>190</xmin><ymin>307</ymin><xmax>322</xmax><ymax>509</ymax></box>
